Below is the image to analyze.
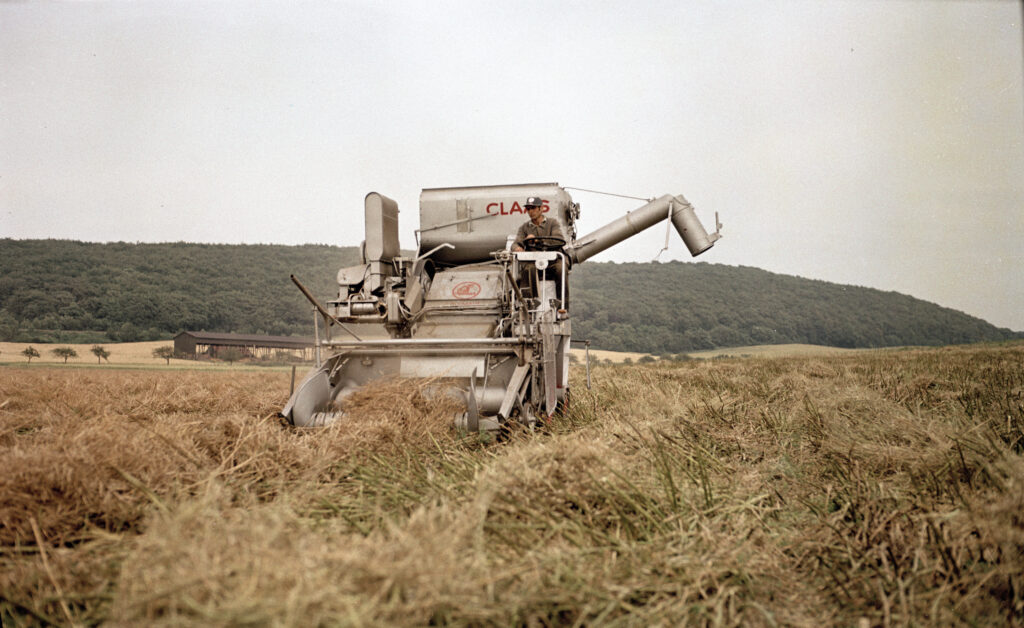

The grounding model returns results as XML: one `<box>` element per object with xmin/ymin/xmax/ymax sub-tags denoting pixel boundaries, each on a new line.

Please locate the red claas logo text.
<box><xmin>485</xmin><ymin>200</ymin><xmax>550</xmax><ymax>215</ymax></box>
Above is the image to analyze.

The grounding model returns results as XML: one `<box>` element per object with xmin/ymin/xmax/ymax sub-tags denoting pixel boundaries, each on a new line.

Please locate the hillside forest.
<box><xmin>0</xmin><ymin>239</ymin><xmax>1018</xmax><ymax>351</ymax></box>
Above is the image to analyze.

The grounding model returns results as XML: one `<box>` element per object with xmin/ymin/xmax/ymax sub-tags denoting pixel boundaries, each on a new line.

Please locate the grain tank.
<box><xmin>282</xmin><ymin>182</ymin><xmax>720</xmax><ymax>431</ymax></box>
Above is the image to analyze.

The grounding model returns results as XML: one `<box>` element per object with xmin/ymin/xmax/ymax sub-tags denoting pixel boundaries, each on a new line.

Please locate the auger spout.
<box><xmin>566</xmin><ymin>194</ymin><xmax>720</xmax><ymax>264</ymax></box>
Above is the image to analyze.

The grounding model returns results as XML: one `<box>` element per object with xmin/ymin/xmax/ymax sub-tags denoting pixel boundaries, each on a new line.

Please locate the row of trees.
<box><xmin>16</xmin><ymin>345</ymin><xmax>105</xmax><ymax>363</ymax></box>
<box><xmin>13</xmin><ymin>345</ymin><xmax>180</xmax><ymax>365</ymax></box>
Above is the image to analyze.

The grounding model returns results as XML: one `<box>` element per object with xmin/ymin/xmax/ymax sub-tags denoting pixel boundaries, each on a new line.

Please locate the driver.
<box><xmin>512</xmin><ymin>196</ymin><xmax>568</xmax><ymax>309</ymax></box>
<box><xmin>512</xmin><ymin>197</ymin><xmax>565</xmax><ymax>252</ymax></box>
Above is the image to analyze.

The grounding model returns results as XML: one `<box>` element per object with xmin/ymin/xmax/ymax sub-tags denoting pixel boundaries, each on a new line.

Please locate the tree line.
<box><xmin>0</xmin><ymin>239</ymin><xmax>355</xmax><ymax>343</ymax></box>
<box><xmin>570</xmin><ymin>261</ymin><xmax>1021</xmax><ymax>352</ymax></box>
<box><xmin>0</xmin><ymin>239</ymin><xmax>1018</xmax><ymax>351</ymax></box>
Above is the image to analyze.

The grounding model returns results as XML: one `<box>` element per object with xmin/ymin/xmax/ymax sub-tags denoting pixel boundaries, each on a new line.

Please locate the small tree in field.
<box><xmin>22</xmin><ymin>346</ymin><xmax>40</xmax><ymax>363</ymax></box>
<box><xmin>52</xmin><ymin>346</ymin><xmax>78</xmax><ymax>364</ymax></box>
<box><xmin>91</xmin><ymin>345</ymin><xmax>111</xmax><ymax>364</ymax></box>
<box><xmin>153</xmin><ymin>346</ymin><xmax>175</xmax><ymax>365</ymax></box>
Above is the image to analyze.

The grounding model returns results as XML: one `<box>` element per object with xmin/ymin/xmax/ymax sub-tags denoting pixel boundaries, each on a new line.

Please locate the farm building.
<box><xmin>173</xmin><ymin>331</ymin><xmax>315</xmax><ymax>361</ymax></box>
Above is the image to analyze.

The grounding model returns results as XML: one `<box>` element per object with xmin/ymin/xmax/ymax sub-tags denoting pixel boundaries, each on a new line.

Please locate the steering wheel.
<box><xmin>523</xmin><ymin>236</ymin><xmax>566</xmax><ymax>252</ymax></box>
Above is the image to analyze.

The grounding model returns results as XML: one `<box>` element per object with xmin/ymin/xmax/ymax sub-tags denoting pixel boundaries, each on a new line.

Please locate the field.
<box><xmin>1</xmin><ymin>342</ymin><xmax>1022</xmax><ymax>626</ymax></box>
<box><xmin>1</xmin><ymin>340</ymin><xmax>856</xmax><ymax>368</ymax></box>
<box><xmin>577</xmin><ymin>343</ymin><xmax>861</xmax><ymax>363</ymax></box>
<box><xmin>0</xmin><ymin>341</ymin><xmax>179</xmax><ymax>366</ymax></box>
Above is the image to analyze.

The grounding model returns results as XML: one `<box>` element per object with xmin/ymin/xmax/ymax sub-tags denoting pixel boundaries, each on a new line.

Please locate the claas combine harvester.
<box><xmin>282</xmin><ymin>183</ymin><xmax>720</xmax><ymax>432</ymax></box>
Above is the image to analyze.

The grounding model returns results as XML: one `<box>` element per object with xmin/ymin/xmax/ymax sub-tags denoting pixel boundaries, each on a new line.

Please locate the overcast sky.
<box><xmin>2</xmin><ymin>1</ymin><xmax>1022</xmax><ymax>330</ymax></box>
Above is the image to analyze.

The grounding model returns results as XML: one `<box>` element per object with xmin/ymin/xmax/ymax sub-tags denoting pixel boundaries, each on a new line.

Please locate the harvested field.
<box><xmin>1</xmin><ymin>342</ymin><xmax>1022</xmax><ymax>625</ymax></box>
<box><xmin>686</xmin><ymin>342</ymin><xmax>861</xmax><ymax>359</ymax></box>
<box><xmin>575</xmin><ymin>343</ymin><xmax>859</xmax><ymax>363</ymax></box>
<box><xmin>1</xmin><ymin>340</ymin><xmax>854</xmax><ymax>368</ymax></box>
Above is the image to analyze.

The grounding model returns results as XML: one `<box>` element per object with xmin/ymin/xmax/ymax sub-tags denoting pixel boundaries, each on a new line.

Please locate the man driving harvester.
<box><xmin>512</xmin><ymin>196</ymin><xmax>568</xmax><ymax>309</ymax></box>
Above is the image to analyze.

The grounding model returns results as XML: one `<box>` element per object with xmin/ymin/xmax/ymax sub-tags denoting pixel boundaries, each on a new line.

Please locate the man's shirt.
<box><xmin>515</xmin><ymin>217</ymin><xmax>566</xmax><ymax>249</ymax></box>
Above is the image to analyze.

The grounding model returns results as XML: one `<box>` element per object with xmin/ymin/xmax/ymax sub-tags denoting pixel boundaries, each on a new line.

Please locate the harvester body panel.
<box><xmin>419</xmin><ymin>183</ymin><xmax>576</xmax><ymax>265</ymax></box>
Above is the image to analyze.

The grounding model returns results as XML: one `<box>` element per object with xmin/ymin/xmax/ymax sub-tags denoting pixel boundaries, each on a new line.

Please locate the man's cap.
<box><xmin>525</xmin><ymin>197</ymin><xmax>543</xmax><ymax>208</ymax></box>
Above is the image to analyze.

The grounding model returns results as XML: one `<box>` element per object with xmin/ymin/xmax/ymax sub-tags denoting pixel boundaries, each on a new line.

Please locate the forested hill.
<box><xmin>0</xmin><ymin>240</ymin><xmax>356</xmax><ymax>342</ymax></box>
<box><xmin>0</xmin><ymin>239</ymin><xmax>1018</xmax><ymax>350</ymax></box>
<box><xmin>571</xmin><ymin>261</ymin><xmax>1020</xmax><ymax>353</ymax></box>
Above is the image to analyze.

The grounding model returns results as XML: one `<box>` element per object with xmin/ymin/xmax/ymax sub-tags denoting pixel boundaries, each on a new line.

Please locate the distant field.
<box><xmin>0</xmin><ymin>340</ymin><xmax>176</xmax><ymax>365</ymax></box>
<box><xmin>0</xmin><ymin>340</ymin><xmax>301</xmax><ymax>372</ymax></box>
<box><xmin>571</xmin><ymin>342</ymin><xmax>860</xmax><ymax>363</ymax></box>
<box><xmin>2</xmin><ymin>340</ymin><xmax>876</xmax><ymax>368</ymax></box>
<box><xmin>570</xmin><ymin>347</ymin><xmax>652</xmax><ymax>362</ymax></box>
<box><xmin>686</xmin><ymin>342</ymin><xmax>861</xmax><ymax>358</ymax></box>
<box><xmin>2</xmin><ymin>341</ymin><xmax>1021</xmax><ymax>625</ymax></box>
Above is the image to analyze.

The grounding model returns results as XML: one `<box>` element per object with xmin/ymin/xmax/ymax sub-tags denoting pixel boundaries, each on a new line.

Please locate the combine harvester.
<box><xmin>282</xmin><ymin>183</ymin><xmax>720</xmax><ymax>432</ymax></box>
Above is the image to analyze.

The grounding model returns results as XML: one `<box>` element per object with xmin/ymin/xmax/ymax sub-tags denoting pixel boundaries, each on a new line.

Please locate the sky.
<box><xmin>2</xmin><ymin>0</ymin><xmax>1023</xmax><ymax>330</ymax></box>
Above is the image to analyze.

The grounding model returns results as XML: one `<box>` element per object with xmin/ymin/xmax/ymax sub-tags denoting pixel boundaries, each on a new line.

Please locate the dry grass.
<box><xmin>1</xmin><ymin>342</ymin><xmax>1022</xmax><ymax>626</ymax></box>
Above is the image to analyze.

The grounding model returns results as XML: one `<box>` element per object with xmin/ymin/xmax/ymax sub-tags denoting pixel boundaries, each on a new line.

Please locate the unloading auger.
<box><xmin>281</xmin><ymin>183</ymin><xmax>720</xmax><ymax>431</ymax></box>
